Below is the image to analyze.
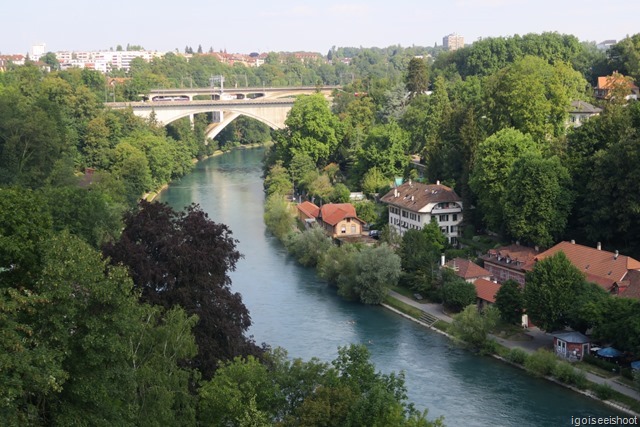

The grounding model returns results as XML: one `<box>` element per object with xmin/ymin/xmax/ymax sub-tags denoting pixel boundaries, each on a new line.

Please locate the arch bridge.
<box><xmin>106</xmin><ymin>86</ymin><xmax>337</xmax><ymax>139</ymax></box>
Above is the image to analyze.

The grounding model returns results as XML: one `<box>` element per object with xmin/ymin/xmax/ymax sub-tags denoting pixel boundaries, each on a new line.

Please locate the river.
<box><xmin>158</xmin><ymin>147</ymin><xmax>620</xmax><ymax>426</ymax></box>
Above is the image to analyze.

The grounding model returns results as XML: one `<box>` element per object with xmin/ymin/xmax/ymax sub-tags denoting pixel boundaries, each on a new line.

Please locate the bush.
<box><xmin>441</xmin><ymin>275</ymin><xmax>477</xmax><ymax>312</ymax></box>
<box><xmin>506</xmin><ymin>348</ymin><xmax>529</xmax><ymax>365</ymax></box>
<box><xmin>593</xmin><ymin>383</ymin><xmax>614</xmax><ymax>400</ymax></box>
<box><xmin>524</xmin><ymin>349</ymin><xmax>557</xmax><ymax>377</ymax></box>
<box><xmin>620</xmin><ymin>367</ymin><xmax>634</xmax><ymax>380</ymax></box>
<box><xmin>573</xmin><ymin>370</ymin><xmax>588</xmax><ymax>390</ymax></box>
<box><xmin>552</xmin><ymin>361</ymin><xmax>575</xmax><ymax>383</ymax></box>
<box><xmin>583</xmin><ymin>354</ymin><xmax>620</xmax><ymax>374</ymax></box>
<box><xmin>480</xmin><ymin>339</ymin><xmax>499</xmax><ymax>355</ymax></box>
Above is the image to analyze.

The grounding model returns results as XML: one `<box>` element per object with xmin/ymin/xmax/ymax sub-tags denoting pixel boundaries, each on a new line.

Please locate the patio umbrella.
<box><xmin>597</xmin><ymin>347</ymin><xmax>622</xmax><ymax>358</ymax></box>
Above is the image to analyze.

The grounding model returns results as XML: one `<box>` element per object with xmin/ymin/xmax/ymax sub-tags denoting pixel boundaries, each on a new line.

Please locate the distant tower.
<box><xmin>442</xmin><ymin>33</ymin><xmax>464</xmax><ymax>51</ymax></box>
<box><xmin>31</xmin><ymin>43</ymin><xmax>46</xmax><ymax>60</ymax></box>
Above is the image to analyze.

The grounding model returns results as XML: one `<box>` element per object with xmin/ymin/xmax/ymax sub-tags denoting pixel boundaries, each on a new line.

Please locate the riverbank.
<box><xmin>384</xmin><ymin>290</ymin><xmax>640</xmax><ymax>418</ymax></box>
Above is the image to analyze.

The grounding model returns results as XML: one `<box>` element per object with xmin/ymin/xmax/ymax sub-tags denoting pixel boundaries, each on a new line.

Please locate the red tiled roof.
<box><xmin>297</xmin><ymin>201</ymin><xmax>319</xmax><ymax>219</ymax></box>
<box><xmin>445</xmin><ymin>258</ymin><xmax>491</xmax><ymax>280</ymax></box>
<box><xmin>319</xmin><ymin>203</ymin><xmax>358</xmax><ymax>226</ymax></box>
<box><xmin>619</xmin><ymin>270</ymin><xmax>640</xmax><ymax>299</ymax></box>
<box><xmin>597</xmin><ymin>75</ymin><xmax>639</xmax><ymax>91</ymax></box>
<box><xmin>380</xmin><ymin>181</ymin><xmax>461</xmax><ymax>211</ymax></box>
<box><xmin>482</xmin><ymin>244</ymin><xmax>538</xmax><ymax>267</ymax></box>
<box><xmin>523</xmin><ymin>242</ymin><xmax>640</xmax><ymax>289</ymax></box>
<box><xmin>474</xmin><ymin>279</ymin><xmax>501</xmax><ymax>303</ymax></box>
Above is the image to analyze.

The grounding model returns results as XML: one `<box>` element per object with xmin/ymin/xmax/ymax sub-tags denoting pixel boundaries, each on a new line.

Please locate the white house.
<box><xmin>568</xmin><ymin>100</ymin><xmax>602</xmax><ymax>127</ymax></box>
<box><xmin>380</xmin><ymin>181</ymin><xmax>463</xmax><ymax>244</ymax></box>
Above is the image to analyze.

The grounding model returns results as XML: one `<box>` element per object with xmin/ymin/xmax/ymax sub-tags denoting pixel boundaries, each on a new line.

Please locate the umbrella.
<box><xmin>631</xmin><ymin>361</ymin><xmax>640</xmax><ymax>371</ymax></box>
<box><xmin>597</xmin><ymin>347</ymin><xmax>622</xmax><ymax>358</ymax></box>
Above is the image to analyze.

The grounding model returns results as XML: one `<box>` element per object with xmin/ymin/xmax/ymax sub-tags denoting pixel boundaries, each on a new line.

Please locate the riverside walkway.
<box><xmin>387</xmin><ymin>290</ymin><xmax>640</xmax><ymax>401</ymax></box>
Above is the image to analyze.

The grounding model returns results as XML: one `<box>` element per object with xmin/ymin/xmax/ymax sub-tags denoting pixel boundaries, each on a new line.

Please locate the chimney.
<box><xmin>441</xmin><ymin>253</ymin><xmax>446</xmax><ymax>266</ymax></box>
<box><xmin>411</xmin><ymin>195</ymin><xmax>414</xmax><ymax>201</ymax></box>
<box><xmin>571</xmin><ymin>239</ymin><xmax>575</xmax><ymax>244</ymax></box>
<box><xmin>534</xmin><ymin>246</ymin><xmax>539</xmax><ymax>253</ymax></box>
<box><xmin>409</xmin><ymin>179</ymin><xmax>412</xmax><ymax>187</ymax></box>
<box><xmin>436</xmin><ymin>180</ymin><xmax>440</xmax><ymax>185</ymax></box>
<box><xmin>614</xmin><ymin>250</ymin><xmax>619</xmax><ymax>260</ymax></box>
<box><xmin>394</xmin><ymin>189</ymin><xmax>398</xmax><ymax>198</ymax></box>
<box><xmin>597</xmin><ymin>242</ymin><xmax>601</xmax><ymax>251</ymax></box>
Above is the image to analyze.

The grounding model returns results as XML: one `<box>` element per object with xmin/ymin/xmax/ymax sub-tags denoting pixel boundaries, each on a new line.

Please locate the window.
<box><xmin>341</xmin><ymin>226</ymin><xmax>346</xmax><ymax>234</ymax></box>
<box><xmin>452</xmin><ymin>214</ymin><xmax>458</xmax><ymax>222</ymax></box>
<box><xmin>351</xmin><ymin>225</ymin><xmax>356</xmax><ymax>234</ymax></box>
<box><xmin>439</xmin><ymin>214</ymin><xmax>449</xmax><ymax>222</ymax></box>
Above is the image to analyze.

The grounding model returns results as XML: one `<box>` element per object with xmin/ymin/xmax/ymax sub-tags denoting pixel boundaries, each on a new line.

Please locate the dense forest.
<box><xmin>2</xmin><ymin>31</ymin><xmax>640</xmax><ymax>424</ymax></box>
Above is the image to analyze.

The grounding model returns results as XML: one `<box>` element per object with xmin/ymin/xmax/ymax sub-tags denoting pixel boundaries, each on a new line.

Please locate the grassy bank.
<box><xmin>382</xmin><ymin>292</ymin><xmax>640</xmax><ymax>417</ymax></box>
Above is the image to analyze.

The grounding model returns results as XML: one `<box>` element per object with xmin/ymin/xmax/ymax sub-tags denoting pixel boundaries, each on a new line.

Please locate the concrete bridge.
<box><xmin>106</xmin><ymin>86</ymin><xmax>337</xmax><ymax>139</ymax></box>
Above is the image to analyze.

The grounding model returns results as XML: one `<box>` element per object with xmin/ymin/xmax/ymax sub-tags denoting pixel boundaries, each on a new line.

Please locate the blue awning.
<box><xmin>597</xmin><ymin>347</ymin><xmax>622</xmax><ymax>358</ymax></box>
<box><xmin>631</xmin><ymin>361</ymin><xmax>640</xmax><ymax>370</ymax></box>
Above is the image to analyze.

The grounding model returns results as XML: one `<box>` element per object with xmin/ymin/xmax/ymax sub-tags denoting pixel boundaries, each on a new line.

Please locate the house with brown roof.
<box><xmin>380</xmin><ymin>181</ymin><xmax>463</xmax><ymax>244</ymax></box>
<box><xmin>480</xmin><ymin>244</ymin><xmax>538</xmax><ymax>286</ymax></box>
<box><xmin>295</xmin><ymin>202</ymin><xmax>365</xmax><ymax>239</ymax></box>
<box><xmin>473</xmin><ymin>278</ymin><xmax>501</xmax><ymax>309</ymax></box>
<box><xmin>444</xmin><ymin>258</ymin><xmax>492</xmax><ymax>283</ymax></box>
<box><xmin>595</xmin><ymin>74</ymin><xmax>639</xmax><ymax>100</ymax></box>
<box><xmin>523</xmin><ymin>241</ymin><xmax>640</xmax><ymax>297</ymax></box>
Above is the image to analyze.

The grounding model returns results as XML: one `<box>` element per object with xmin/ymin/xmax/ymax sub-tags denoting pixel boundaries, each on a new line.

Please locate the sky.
<box><xmin>2</xmin><ymin>0</ymin><xmax>639</xmax><ymax>55</ymax></box>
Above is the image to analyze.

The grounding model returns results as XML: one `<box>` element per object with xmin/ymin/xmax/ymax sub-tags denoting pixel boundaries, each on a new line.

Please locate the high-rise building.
<box><xmin>31</xmin><ymin>44</ymin><xmax>46</xmax><ymax>61</ymax></box>
<box><xmin>443</xmin><ymin>33</ymin><xmax>464</xmax><ymax>51</ymax></box>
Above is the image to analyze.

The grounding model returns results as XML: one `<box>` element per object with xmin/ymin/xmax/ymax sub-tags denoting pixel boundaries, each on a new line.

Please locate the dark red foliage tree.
<box><xmin>103</xmin><ymin>200</ymin><xmax>262</xmax><ymax>378</ymax></box>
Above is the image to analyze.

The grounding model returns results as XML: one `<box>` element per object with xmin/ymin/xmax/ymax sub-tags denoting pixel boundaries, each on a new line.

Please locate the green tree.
<box><xmin>399</xmin><ymin>228</ymin><xmax>441</xmax><ymax>294</ymax></box>
<box><xmin>523</xmin><ymin>252</ymin><xmax>586</xmax><ymax>331</ymax></box>
<box><xmin>330</xmin><ymin>182</ymin><xmax>351</xmax><ymax>203</ymax></box>
<box><xmin>318</xmin><ymin>244</ymin><xmax>360</xmax><ymax>287</ymax></box>
<box><xmin>583</xmin><ymin>132</ymin><xmax>640</xmax><ymax>254</ymax></box>
<box><xmin>277</xmin><ymin>93</ymin><xmax>342</xmax><ymax>166</ymax></box>
<box><xmin>485</xmin><ymin>55</ymin><xmax>588</xmax><ymax>141</ymax></box>
<box><xmin>198</xmin><ymin>355</ymin><xmax>279</xmax><ymax>426</ymax></box>
<box><xmin>440</xmin><ymin>270</ymin><xmax>477</xmax><ymax>312</ymax></box>
<box><xmin>18</xmin><ymin>232</ymin><xmax>142</xmax><ymax>425</ymax></box>
<box><xmin>287</xmin><ymin>152</ymin><xmax>316</xmax><ymax>192</ymax></box>
<box><xmin>263</xmin><ymin>195</ymin><xmax>295</xmax><ymax>241</ymax></box>
<box><xmin>361</xmin><ymin>167</ymin><xmax>389</xmax><ymax>195</ymax></box>
<box><xmin>502</xmin><ymin>153</ymin><xmax>573</xmax><ymax>247</ymax></box>
<box><xmin>351</xmin><ymin>244</ymin><xmax>401</xmax><ymax>304</ymax></box>
<box><xmin>40</xmin><ymin>52</ymin><xmax>59</xmax><ymax>71</ymax></box>
<box><xmin>358</xmin><ymin>121</ymin><xmax>410</xmax><ymax>178</ymax></box>
<box><xmin>264</xmin><ymin>161</ymin><xmax>293</xmax><ymax>197</ymax></box>
<box><xmin>591</xmin><ymin>297</ymin><xmax>640</xmax><ymax>354</ymax></box>
<box><xmin>111</xmin><ymin>141</ymin><xmax>153</xmax><ymax>204</ymax></box>
<box><xmin>448</xmin><ymin>305</ymin><xmax>499</xmax><ymax>351</ymax></box>
<box><xmin>286</xmin><ymin>226</ymin><xmax>333</xmax><ymax>268</ymax></box>
<box><xmin>0</xmin><ymin>87</ymin><xmax>69</xmax><ymax>187</ymax></box>
<box><xmin>469</xmin><ymin>128</ymin><xmax>539</xmax><ymax>232</ymax></box>
<box><xmin>405</xmin><ymin>57</ymin><xmax>429</xmax><ymax>99</ymax></box>
<box><xmin>354</xmin><ymin>200</ymin><xmax>379</xmax><ymax>225</ymax></box>
<box><xmin>494</xmin><ymin>280</ymin><xmax>523</xmax><ymax>325</ymax></box>
<box><xmin>565</xmin><ymin>281</ymin><xmax>610</xmax><ymax>334</ymax></box>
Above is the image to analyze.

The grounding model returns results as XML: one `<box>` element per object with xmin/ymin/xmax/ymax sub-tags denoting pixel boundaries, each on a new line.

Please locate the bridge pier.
<box><xmin>189</xmin><ymin>114</ymin><xmax>194</xmax><ymax>129</ymax></box>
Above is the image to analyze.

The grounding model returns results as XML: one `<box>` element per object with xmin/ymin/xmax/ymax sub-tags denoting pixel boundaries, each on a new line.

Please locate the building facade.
<box><xmin>480</xmin><ymin>244</ymin><xmax>538</xmax><ymax>285</ymax></box>
<box><xmin>380</xmin><ymin>181</ymin><xmax>463</xmax><ymax>244</ymax></box>
<box><xmin>443</xmin><ymin>33</ymin><xmax>464</xmax><ymax>51</ymax></box>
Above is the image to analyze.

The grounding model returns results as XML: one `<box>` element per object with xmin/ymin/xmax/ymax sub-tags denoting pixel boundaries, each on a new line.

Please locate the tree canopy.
<box><xmin>103</xmin><ymin>201</ymin><xmax>261</xmax><ymax>379</ymax></box>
